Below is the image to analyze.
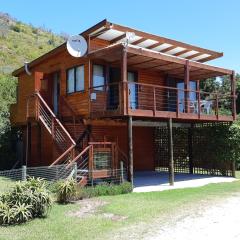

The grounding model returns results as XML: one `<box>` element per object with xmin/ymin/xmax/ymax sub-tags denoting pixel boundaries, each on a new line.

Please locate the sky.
<box><xmin>1</xmin><ymin>0</ymin><xmax>240</xmax><ymax>73</ymax></box>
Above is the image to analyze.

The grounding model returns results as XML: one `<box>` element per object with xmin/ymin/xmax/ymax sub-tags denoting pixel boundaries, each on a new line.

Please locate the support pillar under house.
<box><xmin>168</xmin><ymin>118</ymin><xmax>174</xmax><ymax>186</ymax></box>
<box><xmin>188</xmin><ymin>123</ymin><xmax>194</xmax><ymax>174</ymax></box>
<box><xmin>128</xmin><ymin>116</ymin><xmax>133</xmax><ymax>188</ymax></box>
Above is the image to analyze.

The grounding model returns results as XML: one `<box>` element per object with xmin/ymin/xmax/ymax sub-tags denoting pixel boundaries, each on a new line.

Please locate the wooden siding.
<box><xmin>10</xmin><ymin>72</ymin><xmax>43</xmax><ymax>125</ymax></box>
<box><xmin>133</xmin><ymin>127</ymin><xmax>155</xmax><ymax>171</ymax></box>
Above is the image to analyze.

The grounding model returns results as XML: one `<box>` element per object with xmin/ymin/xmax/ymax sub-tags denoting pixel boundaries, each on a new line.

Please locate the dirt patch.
<box><xmin>68</xmin><ymin>198</ymin><xmax>127</xmax><ymax>222</ymax></box>
<box><xmin>102</xmin><ymin>213</ymin><xmax>128</xmax><ymax>221</ymax></box>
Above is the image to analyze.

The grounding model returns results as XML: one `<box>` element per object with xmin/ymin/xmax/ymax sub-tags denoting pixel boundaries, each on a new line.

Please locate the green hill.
<box><xmin>0</xmin><ymin>12</ymin><xmax>65</xmax><ymax>134</ymax></box>
<box><xmin>0</xmin><ymin>12</ymin><xmax>65</xmax><ymax>75</ymax></box>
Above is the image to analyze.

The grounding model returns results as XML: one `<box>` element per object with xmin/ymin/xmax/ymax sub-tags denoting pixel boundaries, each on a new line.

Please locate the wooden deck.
<box><xmin>90</xmin><ymin>81</ymin><xmax>234</xmax><ymax>122</ymax></box>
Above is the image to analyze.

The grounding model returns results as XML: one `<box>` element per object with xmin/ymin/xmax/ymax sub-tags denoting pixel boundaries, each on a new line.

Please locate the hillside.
<box><xmin>0</xmin><ymin>12</ymin><xmax>65</xmax><ymax>75</ymax></box>
<box><xmin>0</xmin><ymin>12</ymin><xmax>65</xmax><ymax>135</ymax></box>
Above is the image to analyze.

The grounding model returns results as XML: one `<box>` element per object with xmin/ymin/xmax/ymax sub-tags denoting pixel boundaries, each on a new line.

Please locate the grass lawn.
<box><xmin>0</xmin><ymin>175</ymin><xmax>240</xmax><ymax>240</ymax></box>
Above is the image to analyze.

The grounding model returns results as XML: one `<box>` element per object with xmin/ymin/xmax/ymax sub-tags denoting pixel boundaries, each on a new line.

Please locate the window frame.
<box><xmin>66</xmin><ymin>65</ymin><xmax>85</xmax><ymax>94</ymax></box>
<box><xmin>92</xmin><ymin>64</ymin><xmax>106</xmax><ymax>91</ymax></box>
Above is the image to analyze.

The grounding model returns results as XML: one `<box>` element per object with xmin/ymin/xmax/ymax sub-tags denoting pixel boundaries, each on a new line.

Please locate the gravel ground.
<box><xmin>110</xmin><ymin>192</ymin><xmax>240</xmax><ymax>240</ymax></box>
<box><xmin>147</xmin><ymin>193</ymin><xmax>240</xmax><ymax>240</ymax></box>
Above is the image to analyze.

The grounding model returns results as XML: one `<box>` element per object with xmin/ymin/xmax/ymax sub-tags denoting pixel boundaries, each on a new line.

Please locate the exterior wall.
<box><xmin>26</xmin><ymin>122</ymin><xmax>54</xmax><ymax>167</ymax></box>
<box><xmin>10</xmin><ymin>72</ymin><xmax>42</xmax><ymax>125</ymax></box>
<box><xmin>133</xmin><ymin>127</ymin><xmax>155</xmax><ymax>171</ymax></box>
<box><xmin>11</xmin><ymin>38</ymin><xmax>109</xmax><ymax>125</ymax></box>
<box><xmin>66</xmin><ymin>124</ymin><xmax>155</xmax><ymax>171</ymax></box>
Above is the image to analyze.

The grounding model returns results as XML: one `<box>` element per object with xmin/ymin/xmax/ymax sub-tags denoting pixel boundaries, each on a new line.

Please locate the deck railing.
<box><xmin>90</xmin><ymin>82</ymin><xmax>234</xmax><ymax>121</ymax></box>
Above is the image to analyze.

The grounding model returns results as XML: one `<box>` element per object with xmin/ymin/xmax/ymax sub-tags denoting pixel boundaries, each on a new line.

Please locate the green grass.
<box><xmin>0</xmin><ymin>179</ymin><xmax>240</xmax><ymax>240</ymax></box>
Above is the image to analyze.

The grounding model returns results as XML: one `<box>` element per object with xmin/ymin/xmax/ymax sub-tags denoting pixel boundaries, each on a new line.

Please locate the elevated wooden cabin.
<box><xmin>10</xmin><ymin>19</ymin><xmax>237</xmax><ymax>185</ymax></box>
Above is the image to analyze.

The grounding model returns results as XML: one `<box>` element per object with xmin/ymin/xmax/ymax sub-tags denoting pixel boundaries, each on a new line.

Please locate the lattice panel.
<box><xmin>154</xmin><ymin>122</ymin><xmax>234</xmax><ymax>177</ymax></box>
<box><xmin>192</xmin><ymin>122</ymin><xmax>233</xmax><ymax>176</ymax></box>
<box><xmin>155</xmin><ymin>127</ymin><xmax>190</xmax><ymax>174</ymax></box>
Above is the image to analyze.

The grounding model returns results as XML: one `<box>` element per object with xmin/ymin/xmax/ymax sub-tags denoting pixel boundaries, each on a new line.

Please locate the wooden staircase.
<box><xmin>27</xmin><ymin>92</ymin><xmax>128</xmax><ymax>185</ymax></box>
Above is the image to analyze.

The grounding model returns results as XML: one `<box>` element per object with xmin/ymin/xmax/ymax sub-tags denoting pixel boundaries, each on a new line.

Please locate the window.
<box><xmin>93</xmin><ymin>64</ymin><xmax>105</xmax><ymax>90</ymax></box>
<box><xmin>67</xmin><ymin>65</ymin><xmax>84</xmax><ymax>93</ymax></box>
<box><xmin>93</xmin><ymin>151</ymin><xmax>111</xmax><ymax>170</ymax></box>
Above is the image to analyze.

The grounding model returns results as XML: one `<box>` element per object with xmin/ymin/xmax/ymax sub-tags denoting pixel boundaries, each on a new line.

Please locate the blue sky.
<box><xmin>1</xmin><ymin>0</ymin><xmax>240</xmax><ymax>72</ymax></box>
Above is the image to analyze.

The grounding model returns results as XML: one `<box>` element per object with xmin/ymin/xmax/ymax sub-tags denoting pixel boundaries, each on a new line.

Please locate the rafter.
<box><xmin>174</xmin><ymin>49</ymin><xmax>190</xmax><ymax>56</ymax></box>
<box><xmin>131</xmin><ymin>37</ymin><xmax>147</xmax><ymax>45</ymax></box>
<box><xmin>110</xmin><ymin>33</ymin><xmax>126</xmax><ymax>44</ymax></box>
<box><xmin>147</xmin><ymin>42</ymin><xmax>161</xmax><ymax>49</ymax></box>
<box><xmin>160</xmin><ymin>45</ymin><xmax>177</xmax><ymax>53</ymax></box>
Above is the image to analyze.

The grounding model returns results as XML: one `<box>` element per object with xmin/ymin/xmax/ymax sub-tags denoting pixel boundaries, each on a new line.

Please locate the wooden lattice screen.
<box><xmin>192</xmin><ymin>122</ymin><xmax>233</xmax><ymax>176</ymax></box>
<box><xmin>155</xmin><ymin>127</ymin><xmax>190</xmax><ymax>173</ymax></box>
<box><xmin>154</xmin><ymin>122</ymin><xmax>234</xmax><ymax>177</ymax></box>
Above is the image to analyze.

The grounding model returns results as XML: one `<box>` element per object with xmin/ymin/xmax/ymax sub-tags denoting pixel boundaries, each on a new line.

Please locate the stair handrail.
<box><xmin>116</xmin><ymin>145</ymin><xmax>128</xmax><ymax>171</ymax></box>
<box><xmin>34</xmin><ymin>92</ymin><xmax>75</xmax><ymax>145</ymax></box>
<box><xmin>27</xmin><ymin>92</ymin><xmax>76</xmax><ymax>167</ymax></box>
<box><xmin>66</xmin><ymin>145</ymin><xmax>92</xmax><ymax>169</ymax></box>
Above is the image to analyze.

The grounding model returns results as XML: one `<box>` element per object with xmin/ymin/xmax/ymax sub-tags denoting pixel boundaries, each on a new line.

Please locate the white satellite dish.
<box><xmin>67</xmin><ymin>35</ymin><xmax>88</xmax><ymax>57</ymax></box>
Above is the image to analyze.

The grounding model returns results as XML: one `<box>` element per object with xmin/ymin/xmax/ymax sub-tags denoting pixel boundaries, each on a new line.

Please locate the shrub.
<box><xmin>10</xmin><ymin>24</ymin><xmax>21</xmax><ymax>32</ymax></box>
<box><xmin>12</xmin><ymin>203</ymin><xmax>32</xmax><ymax>223</ymax></box>
<box><xmin>76</xmin><ymin>182</ymin><xmax>132</xmax><ymax>199</ymax></box>
<box><xmin>56</xmin><ymin>178</ymin><xmax>77</xmax><ymax>204</ymax></box>
<box><xmin>0</xmin><ymin>177</ymin><xmax>52</xmax><ymax>225</ymax></box>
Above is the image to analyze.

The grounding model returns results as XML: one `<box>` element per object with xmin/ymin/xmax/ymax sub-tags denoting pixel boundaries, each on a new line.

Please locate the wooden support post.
<box><xmin>128</xmin><ymin>116</ymin><xmax>133</xmax><ymax>188</ymax></box>
<box><xmin>196</xmin><ymin>80</ymin><xmax>201</xmax><ymax>118</ymax></box>
<box><xmin>231</xmin><ymin>71</ymin><xmax>236</xmax><ymax>120</ymax></box>
<box><xmin>153</xmin><ymin>87</ymin><xmax>156</xmax><ymax>116</ymax></box>
<box><xmin>120</xmin><ymin>161</ymin><xmax>124</xmax><ymax>183</ymax></box>
<box><xmin>176</xmin><ymin>89</ymin><xmax>179</xmax><ymax>117</ymax></box>
<box><xmin>25</xmin><ymin>121</ymin><xmax>31</xmax><ymax>167</ymax></box>
<box><xmin>121</xmin><ymin>47</ymin><xmax>128</xmax><ymax>115</ymax></box>
<box><xmin>184</xmin><ymin>61</ymin><xmax>190</xmax><ymax>113</ymax></box>
<box><xmin>216</xmin><ymin>93</ymin><xmax>219</xmax><ymax>120</ymax></box>
<box><xmin>22</xmin><ymin>165</ymin><xmax>27</xmax><ymax>181</ymax></box>
<box><xmin>188</xmin><ymin>124</ymin><xmax>194</xmax><ymax>174</ymax></box>
<box><xmin>168</xmin><ymin>118</ymin><xmax>174</xmax><ymax>186</ymax></box>
<box><xmin>73</xmin><ymin>162</ymin><xmax>77</xmax><ymax>180</ymax></box>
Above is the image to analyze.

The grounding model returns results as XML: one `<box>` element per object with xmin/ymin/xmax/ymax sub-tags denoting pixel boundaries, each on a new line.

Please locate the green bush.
<box><xmin>56</xmin><ymin>178</ymin><xmax>77</xmax><ymax>204</ymax></box>
<box><xmin>10</xmin><ymin>24</ymin><xmax>21</xmax><ymax>32</ymax></box>
<box><xmin>76</xmin><ymin>182</ymin><xmax>132</xmax><ymax>199</ymax></box>
<box><xmin>0</xmin><ymin>177</ymin><xmax>52</xmax><ymax>226</ymax></box>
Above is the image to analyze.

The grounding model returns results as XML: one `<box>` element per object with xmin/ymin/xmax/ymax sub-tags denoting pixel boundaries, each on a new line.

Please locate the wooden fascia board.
<box><xmin>81</xmin><ymin>19</ymin><xmax>109</xmax><ymax>37</ymax></box>
<box><xmin>189</xmin><ymin>61</ymin><xmax>232</xmax><ymax>75</ymax></box>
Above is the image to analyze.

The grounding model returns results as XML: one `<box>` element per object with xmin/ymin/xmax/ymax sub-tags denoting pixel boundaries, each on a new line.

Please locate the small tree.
<box><xmin>229</xmin><ymin>118</ymin><xmax>240</xmax><ymax>169</ymax></box>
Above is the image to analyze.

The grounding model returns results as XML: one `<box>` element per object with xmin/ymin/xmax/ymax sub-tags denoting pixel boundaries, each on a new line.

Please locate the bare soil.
<box><xmin>68</xmin><ymin>198</ymin><xmax>127</xmax><ymax>222</ymax></box>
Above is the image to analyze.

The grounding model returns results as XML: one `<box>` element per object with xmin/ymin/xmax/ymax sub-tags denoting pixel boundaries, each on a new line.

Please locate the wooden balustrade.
<box><xmin>90</xmin><ymin>81</ymin><xmax>234</xmax><ymax>121</ymax></box>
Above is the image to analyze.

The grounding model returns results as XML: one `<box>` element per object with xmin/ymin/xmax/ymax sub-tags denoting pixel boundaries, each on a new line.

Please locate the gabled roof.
<box><xmin>13</xmin><ymin>19</ymin><xmax>224</xmax><ymax>76</ymax></box>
